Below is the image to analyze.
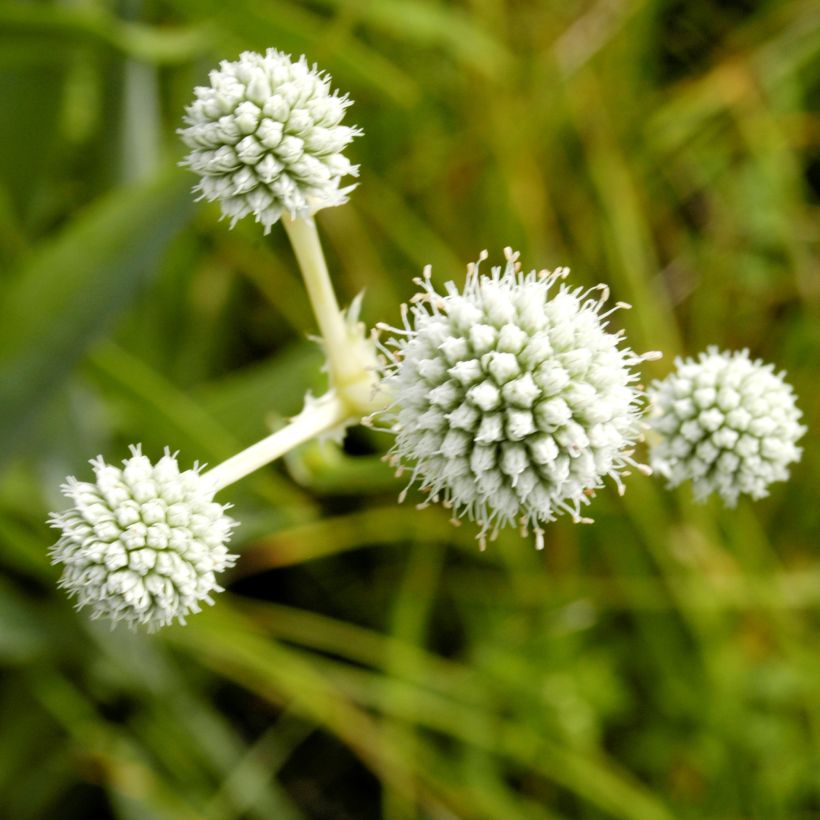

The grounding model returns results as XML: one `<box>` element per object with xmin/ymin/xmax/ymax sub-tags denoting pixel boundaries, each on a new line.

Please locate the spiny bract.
<box><xmin>48</xmin><ymin>446</ymin><xmax>237</xmax><ymax>631</ymax></box>
<box><xmin>377</xmin><ymin>249</ymin><xmax>659</xmax><ymax>549</ymax></box>
<box><xmin>648</xmin><ymin>347</ymin><xmax>805</xmax><ymax>505</ymax></box>
<box><xmin>180</xmin><ymin>48</ymin><xmax>361</xmax><ymax>232</ymax></box>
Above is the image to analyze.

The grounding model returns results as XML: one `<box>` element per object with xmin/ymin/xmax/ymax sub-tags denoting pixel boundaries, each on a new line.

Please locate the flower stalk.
<box><xmin>203</xmin><ymin>391</ymin><xmax>352</xmax><ymax>492</ymax></box>
<box><xmin>282</xmin><ymin>213</ymin><xmax>386</xmax><ymax>417</ymax></box>
<box><xmin>282</xmin><ymin>216</ymin><xmax>350</xmax><ymax>374</ymax></box>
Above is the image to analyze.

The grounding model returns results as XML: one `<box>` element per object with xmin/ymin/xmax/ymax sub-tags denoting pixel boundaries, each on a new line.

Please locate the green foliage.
<box><xmin>1</xmin><ymin>0</ymin><xmax>818</xmax><ymax>817</ymax></box>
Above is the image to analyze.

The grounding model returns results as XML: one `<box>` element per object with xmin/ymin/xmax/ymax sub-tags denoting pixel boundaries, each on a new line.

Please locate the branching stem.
<box><xmin>203</xmin><ymin>392</ymin><xmax>350</xmax><ymax>492</ymax></box>
<box><xmin>282</xmin><ymin>213</ymin><xmax>387</xmax><ymax>416</ymax></box>
<box><xmin>282</xmin><ymin>215</ymin><xmax>355</xmax><ymax>383</ymax></box>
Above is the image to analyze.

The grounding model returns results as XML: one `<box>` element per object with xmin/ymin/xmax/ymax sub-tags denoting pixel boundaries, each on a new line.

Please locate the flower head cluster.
<box><xmin>180</xmin><ymin>49</ymin><xmax>361</xmax><ymax>232</ymax></box>
<box><xmin>377</xmin><ymin>249</ymin><xmax>659</xmax><ymax>549</ymax></box>
<box><xmin>48</xmin><ymin>446</ymin><xmax>237</xmax><ymax>631</ymax></box>
<box><xmin>648</xmin><ymin>347</ymin><xmax>805</xmax><ymax>505</ymax></box>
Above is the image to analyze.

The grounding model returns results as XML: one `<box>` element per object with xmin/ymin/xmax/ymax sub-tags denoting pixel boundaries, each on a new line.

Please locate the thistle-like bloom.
<box><xmin>180</xmin><ymin>49</ymin><xmax>361</xmax><ymax>232</ymax></box>
<box><xmin>377</xmin><ymin>249</ymin><xmax>659</xmax><ymax>549</ymax></box>
<box><xmin>648</xmin><ymin>347</ymin><xmax>805</xmax><ymax>505</ymax></box>
<box><xmin>48</xmin><ymin>446</ymin><xmax>237</xmax><ymax>631</ymax></box>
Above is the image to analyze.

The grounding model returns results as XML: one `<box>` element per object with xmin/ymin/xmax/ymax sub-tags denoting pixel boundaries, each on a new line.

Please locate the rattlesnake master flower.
<box><xmin>648</xmin><ymin>347</ymin><xmax>806</xmax><ymax>505</ymax></box>
<box><xmin>48</xmin><ymin>446</ymin><xmax>237</xmax><ymax>631</ymax></box>
<box><xmin>377</xmin><ymin>249</ymin><xmax>659</xmax><ymax>549</ymax></box>
<box><xmin>180</xmin><ymin>48</ymin><xmax>361</xmax><ymax>232</ymax></box>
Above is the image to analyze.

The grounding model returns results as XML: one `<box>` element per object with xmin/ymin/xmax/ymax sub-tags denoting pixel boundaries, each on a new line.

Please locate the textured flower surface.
<box><xmin>648</xmin><ymin>347</ymin><xmax>805</xmax><ymax>505</ymax></box>
<box><xmin>180</xmin><ymin>48</ymin><xmax>361</xmax><ymax>232</ymax></box>
<box><xmin>49</xmin><ymin>447</ymin><xmax>237</xmax><ymax>631</ymax></box>
<box><xmin>377</xmin><ymin>249</ymin><xmax>658</xmax><ymax>549</ymax></box>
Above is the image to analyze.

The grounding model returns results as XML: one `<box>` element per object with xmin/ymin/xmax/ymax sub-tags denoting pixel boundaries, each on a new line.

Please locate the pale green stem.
<box><xmin>202</xmin><ymin>392</ymin><xmax>350</xmax><ymax>493</ymax></box>
<box><xmin>282</xmin><ymin>214</ymin><xmax>357</xmax><ymax>386</ymax></box>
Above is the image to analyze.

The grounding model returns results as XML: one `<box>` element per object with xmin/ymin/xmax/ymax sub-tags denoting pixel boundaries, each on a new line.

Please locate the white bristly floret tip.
<box><xmin>648</xmin><ymin>347</ymin><xmax>806</xmax><ymax>506</ymax></box>
<box><xmin>374</xmin><ymin>248</ymin><xmax>660</xmax><ymax>550</ymax></box>
<box><xmin>180</xmin><ymin>48</ymin><xmax>362</xmax><ymax>232</ymax></box>
<box><xmin>48</xmin><ymin>446</ymin><xmax>238</xmax><ymax>631</ymax></box>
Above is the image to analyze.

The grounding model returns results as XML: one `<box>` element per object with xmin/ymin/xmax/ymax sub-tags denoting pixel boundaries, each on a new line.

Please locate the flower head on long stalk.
<box><xmin>49</xmin><ymin>446</ymin><xmax>237</xmax><ymax>631</ymax></box>
<box><xmin>180</xmin><ymin>49</ymin><xmax>361</xmax><ymax>232</ymax></box>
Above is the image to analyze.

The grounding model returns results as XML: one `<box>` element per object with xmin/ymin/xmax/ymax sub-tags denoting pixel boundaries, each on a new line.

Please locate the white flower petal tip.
<box><xmin>48</xmin><ymin>445</ymin><xmax>238</xmax><ymax>631</ymax></box>
<box><xmin>648</xmin><ymin>347</ymin><xmax>806</xmax><ymax>506</ymax></box>
<box><xmin>180</xmin><ymin>48</ymin><xmax>362</xmax><ymax>232</ymax></box>
<box><xmin>376</xmin><ymin>248</ymin><xmax>658</xmax><ymax>548</ymax></box>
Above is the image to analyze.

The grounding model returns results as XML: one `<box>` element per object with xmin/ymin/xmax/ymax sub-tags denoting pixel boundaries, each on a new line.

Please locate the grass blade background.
<box><xmin>0</xmin><ymin>170</ymin><xmax>192</xmax><ymax>463</ymax></box>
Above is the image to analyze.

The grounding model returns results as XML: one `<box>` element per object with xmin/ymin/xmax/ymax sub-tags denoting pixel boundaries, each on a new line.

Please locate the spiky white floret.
<box><xmin>48</xmin><ymin>446</ymin><xmax>237</xmax><ymax>631</ymax></box>
<box><xmin>648</xmin><ymin>347</ymin><xmax>805</xmax><ymax>505</ymax></box>
<box><xmin>180</xmin><ymin>48</ymin><xmax>361</xmax><ymax>232</ymax></box>
<box><xmin>376</xmin><ymin>249</ymin><xmax>659</xmax><ymax>549</ymax></box>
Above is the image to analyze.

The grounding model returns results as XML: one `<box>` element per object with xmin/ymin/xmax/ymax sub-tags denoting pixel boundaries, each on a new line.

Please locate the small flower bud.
<box><xmin>648</xmin><ymin>347</ymin><xmax>806</xmax><ymax>505</ymax></box>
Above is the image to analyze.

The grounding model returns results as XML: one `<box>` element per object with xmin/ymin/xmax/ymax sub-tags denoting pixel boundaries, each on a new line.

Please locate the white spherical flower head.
<box><xmin>377</xmin><ymin>249</ymin><xmax>659</xmax><ymax>549</ymax></box>
<box><xmin>180</xmin><ymin>48</ymin><xmax>362</xmax><ymax>232</ymax></box>
<box><xmin>48</xmin><ymin>446</ymin><xmax>238</xmax><ymax>631</ymax></box>
<box><xmin>648</xmin><ymin>347</ymin><xmax>806</xmax><ymax>506</ymax></box>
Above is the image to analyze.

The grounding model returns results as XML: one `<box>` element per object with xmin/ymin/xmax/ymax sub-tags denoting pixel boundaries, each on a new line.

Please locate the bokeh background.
<box><xmin>1</xmin><ymin>0</ymin><xmax>819</xmax><ymax>817</ymax></box>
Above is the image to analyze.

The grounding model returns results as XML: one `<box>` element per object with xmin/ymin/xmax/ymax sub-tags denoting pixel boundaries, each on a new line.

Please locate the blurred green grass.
<box><xmin>1</xmin><ymin>0</ymin><xmax>819</xmax><ymax>817</ymax></box>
